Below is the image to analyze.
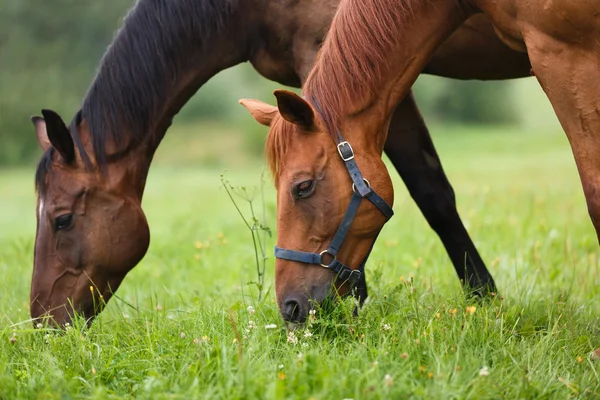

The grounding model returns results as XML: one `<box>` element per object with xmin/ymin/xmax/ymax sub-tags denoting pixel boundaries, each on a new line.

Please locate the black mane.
<box><xmin>80</xmin><ymin>0</ymin><xmax>237</xmax><ymax>164</ymax></box>
<box><xmin>35</xmin><ymin>0</ymin><xmax>237</xmax><ymax>192</ymax></box>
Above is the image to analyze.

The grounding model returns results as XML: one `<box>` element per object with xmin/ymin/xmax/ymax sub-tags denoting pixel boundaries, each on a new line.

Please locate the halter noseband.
<box><xmin>274</xmin><ymin>104</ymin><xmax>394</xmax><ymax>287</ymax></box>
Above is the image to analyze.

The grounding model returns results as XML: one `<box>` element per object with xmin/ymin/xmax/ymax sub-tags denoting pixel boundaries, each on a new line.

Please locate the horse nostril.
<box><xmin>283</xmin><ymin>299</ymin><xmax>305</xmax><ymax>323</ymax></box>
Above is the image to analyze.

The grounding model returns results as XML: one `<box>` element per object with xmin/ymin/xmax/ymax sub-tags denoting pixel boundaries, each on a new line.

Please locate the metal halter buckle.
<box><xmin>337</xmin><ymin>141</ymin><xmax>354</xmax><ymax>161</ymax></box>
<box><xmin>347</xmin><ymin>269</ymin><xmax>362</xmax><ymax>282</ymax></box>
<box><xmin>352</xmin><ymin>178</ymin><xmax>371</xmax><ymax>193</ymax></box>
<box><xmin>319</xmin><ymin>250</ymin><xmax>335</xmax><ymax>268</ymax></box>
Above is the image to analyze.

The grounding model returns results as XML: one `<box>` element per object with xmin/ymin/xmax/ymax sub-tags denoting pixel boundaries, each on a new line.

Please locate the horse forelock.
<box><xmin>265</xmin><ymin>114</ymin><xmax>296</xmax><ymax>184</ymax></box>
<box><xmin>35</xmin><ymin>148</ymin><xmax>54</xmax><ymax>196</ymax></box>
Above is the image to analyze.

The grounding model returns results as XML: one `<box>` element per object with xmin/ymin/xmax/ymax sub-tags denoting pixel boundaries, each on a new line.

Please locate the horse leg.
<box><xmin>526</xmin><ymin>39</ymin><xmax>600</xmax><ymax>242</ymax></box>
<box><xmin>383</xmin><ymin>90</ymin><xmax>497</xmax><ymax>293</ymax></box>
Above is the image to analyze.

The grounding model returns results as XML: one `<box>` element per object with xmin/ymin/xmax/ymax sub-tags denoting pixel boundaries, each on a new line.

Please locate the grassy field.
<box><xmin>1</xmin><ymin>122</ymin><xmax>600</xmax><ymax>399</ymax></box>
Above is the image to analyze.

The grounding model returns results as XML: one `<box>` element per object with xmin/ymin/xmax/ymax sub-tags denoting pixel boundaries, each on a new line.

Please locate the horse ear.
<box><xmin>273</xmin><ymin>90</ymin><xmax>315</xmax><ymax>130</ymax></box>
<box><xmin>239</xmin><ymin>99</ymin><xmax>278</xmax><ymax>127</ymax></box>
<box><xmin>40</xmin><ymin>109</ymin><xmax>75</xmax><ymax>162</ymax></box>
<box><xmin>31</xmin><ymin>116</ymin><xmax>52</xmax><ymax>152</ymax></box>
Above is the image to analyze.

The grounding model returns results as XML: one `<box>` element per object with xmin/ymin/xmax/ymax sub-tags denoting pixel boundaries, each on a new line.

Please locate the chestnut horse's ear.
<box><xmin>31</xmin><ymin>116</ymin><xmax>52</xmax><ymax>152</ymax></box>
<box><xmin>40</xmin><ymin>109</ymin><xmax>75</xmax><ymax>162</ymax></box>
<box><xmin>239</xmin><ymin>99</ymin><xmax>278</xmax><ymax>127</ymax></box>
<box><xmin>273</xmin><ymin>90</ymin><xmax>315</xmax><ymax>130</ymax></box>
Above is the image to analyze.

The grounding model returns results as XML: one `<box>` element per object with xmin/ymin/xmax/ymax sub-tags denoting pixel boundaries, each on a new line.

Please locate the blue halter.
<box><xmin>274</xmin><ymin>111</ymin><xmax>394</xmax><ymax>286</ymax></box>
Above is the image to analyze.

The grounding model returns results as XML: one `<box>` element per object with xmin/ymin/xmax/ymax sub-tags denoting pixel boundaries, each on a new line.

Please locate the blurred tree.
<box><xmin>413</xmin><ymin>76</ymin><xmax>519</xmax><ymax>125</ymax></box>
<box><xmin>0</xmin><ymin>0</ymin><xmax>133</xmax><ymax>165</ymax></box>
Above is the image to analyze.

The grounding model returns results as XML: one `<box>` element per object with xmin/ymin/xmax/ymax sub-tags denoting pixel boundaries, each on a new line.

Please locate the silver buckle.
<box><xmin>347</xmin><ymin>269</ymin><xmax>362</xmax><ymax>282</ymax></box>
<box><xmin>319</xmin><ymin>250</ymin><xmax>335</xmax><ymax>268</ymax></box>
<box><xmin>337</xmin><ymin>141</ymin><xmax>354</xmax><ymax>161</ymax></box>
<box><xmin>352</xmin><ymin>178</ymin><xmax>371</xmax><ymax>193</ymax></box>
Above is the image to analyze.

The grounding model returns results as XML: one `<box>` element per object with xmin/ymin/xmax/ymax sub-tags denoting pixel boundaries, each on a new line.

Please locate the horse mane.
<box><xmin>304</xmin><ymin>0</ymin><xmax>425</xmax><ymax>133</ymax></box>
<box><xmin>265</xmin><ymin>0</ymin><xmax>423</xmax><ymax>179</ymax></box>
<box><xmin>35</xmin><ymin>0</ymin><xmax>237</xmax><ymax>192</ymax></box>
<box><xmin>79</xmin><ymin>0</ymin><xmax>237</xmax><ymax>165</ymax></box>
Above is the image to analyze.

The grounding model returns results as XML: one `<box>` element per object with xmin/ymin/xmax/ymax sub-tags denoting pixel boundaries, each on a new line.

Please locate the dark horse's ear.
<box><xmin>273</xmin><ymin>90</ymin><xmax>315</xmax><ymax>130</ymax></box>
<box><xmin>39</xmin><ymin>109</ymin><xmax>75</xmax><ymax>163</ymax></box>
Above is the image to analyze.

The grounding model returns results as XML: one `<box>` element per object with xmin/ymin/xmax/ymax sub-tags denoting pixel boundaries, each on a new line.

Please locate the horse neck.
<box><xmin>145</xmin><ymin>38</ymin><xmax>250</xmax><ymax>151</ymax></box>
<box><xmin>142</xmin><ymin>20</ymin><xmax>254</xmax><ymax>153</ymax></box>
<box><xmin>341</xmin><ymin>1</ymin><xmax>471</xmax><ymax>151</ymax></box>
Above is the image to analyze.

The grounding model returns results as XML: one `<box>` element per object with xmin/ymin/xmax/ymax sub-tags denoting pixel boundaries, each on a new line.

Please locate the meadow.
<box><xmin>1</xmin><ymin>121</ymin><xmax>600</xmax><ymax>399</ymax></box>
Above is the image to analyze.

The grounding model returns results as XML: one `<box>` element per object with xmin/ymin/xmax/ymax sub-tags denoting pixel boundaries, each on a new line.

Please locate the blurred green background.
<box><xmin>0</xmin><ymin>0</ymin><xmax>561</xmax><ymax>167</ymax></box>
<box><xmin>6</xmin><ymin>5</ymin><xmax>600</xmax><ymax>397</ymax></box>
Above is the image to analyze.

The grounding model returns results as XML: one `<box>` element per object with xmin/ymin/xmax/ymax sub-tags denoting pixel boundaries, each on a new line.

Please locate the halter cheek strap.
<box><xmin>274</xmin><ymin>127</ymin><xmax>394</xmax><ymax>286</ymax></box>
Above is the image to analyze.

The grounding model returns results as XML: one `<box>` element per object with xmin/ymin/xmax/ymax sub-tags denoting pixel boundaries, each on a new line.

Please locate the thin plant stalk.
<box><xmin>221</xmin><ymin>173</ymin><xmax>271</xmax><ymax>301</ymax></box>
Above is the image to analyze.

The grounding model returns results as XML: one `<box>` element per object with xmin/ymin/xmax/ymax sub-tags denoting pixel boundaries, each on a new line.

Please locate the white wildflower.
<box><xmin>479</xmin><ymin>366</ymin><xmax>489</xmax><ymax>376</ymax></box>
<box><xmin>265</xmin><ymin>323</ymin><xmax>278</xmax><ymax>330</ymax></box>
<box><xmin>36</xmin><ymin>323</ymin><xmax>43</xmax><ymax>329</ymax></box>
<box><xmin>287</xmin><ymin>331</ymin><xmax>298</xmax><ymax>345</ymax></box>
<box><xmin>245</xmin><ymin>320</ymin><xmax>257</xmax><ymax>334</ymax></box>
<box><xmin>278</xmin><ymin>364</ymin><xmax>284</xmax><ymax>370</ymax></box>
<box><xmin>303</xmin><ymin>330</ymin><xmax>313</xmax><ymax>338</ymax></box>
<box><xmin>247</xmin><ymin>305</ymin><xmax>255</xmax><ymax>315</ymax></box>
<box><xmin>384</xmin><ymin>374</ymin><xmax>393</xmax><ymax>386</ymax></box>
<box><xmin>180</xmin><ymin>332</ymin><xmax>185</xmax><ymax>338</ymax></box>
<box><xmin>307</xmin><ymin>309</ymin><xmax>317</xmax><ymax>327</ymax></box>
<box><xmin>382</xmin><ymin>323</ymin><xmax>391</xmax><ymax>331</ymax></box>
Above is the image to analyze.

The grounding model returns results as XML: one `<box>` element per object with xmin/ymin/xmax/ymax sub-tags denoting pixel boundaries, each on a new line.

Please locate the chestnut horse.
<box><xmin>242</xmin><ymin>0</ymin><xmax>600</xmax><ymax>322</ymax></box>
<box><xmin>30</xmin><ymin>0</ymin><xmax>530</xmax><ymax>326</ymax></box>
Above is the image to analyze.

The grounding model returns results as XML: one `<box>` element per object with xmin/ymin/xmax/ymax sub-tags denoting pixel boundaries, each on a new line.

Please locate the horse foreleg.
<box><xmin>527</xmin><ymin>39</ymin><xmax>600</xmax><ymax>242</ymax></box>
<box><xmin>384</xmin><ymin>91</ymin><xmax>497</xmax><ymax>294</ymax></box>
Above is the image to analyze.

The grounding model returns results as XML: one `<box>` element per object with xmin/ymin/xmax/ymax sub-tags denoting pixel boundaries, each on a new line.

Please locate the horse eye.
<box><xmin>294</xmin><ymin>180</ymin><xmax>315</xmax><ymax>199</ymax></box>
<box><xmin>55</xmin><ymin>214</ymin><xmax>74</xmax><ymax>231</ymax></box>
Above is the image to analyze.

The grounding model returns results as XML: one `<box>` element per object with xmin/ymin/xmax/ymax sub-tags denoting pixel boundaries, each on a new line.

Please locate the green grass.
<box><xmin>1</xmin><ymin>123</ymin><xmax>600</xmax><ymax>399</ymax></box>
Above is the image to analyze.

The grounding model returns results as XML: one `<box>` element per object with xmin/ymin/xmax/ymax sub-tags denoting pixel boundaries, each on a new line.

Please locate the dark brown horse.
<box><xmin>242</xmin><ymin>0</ymin><xmax>600</xmax><ymax>322</ymax></box>
<box><xmin>30</xmin><ymin>0</ymin><xmax>530</xmax><ymax>326</ymax></box>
